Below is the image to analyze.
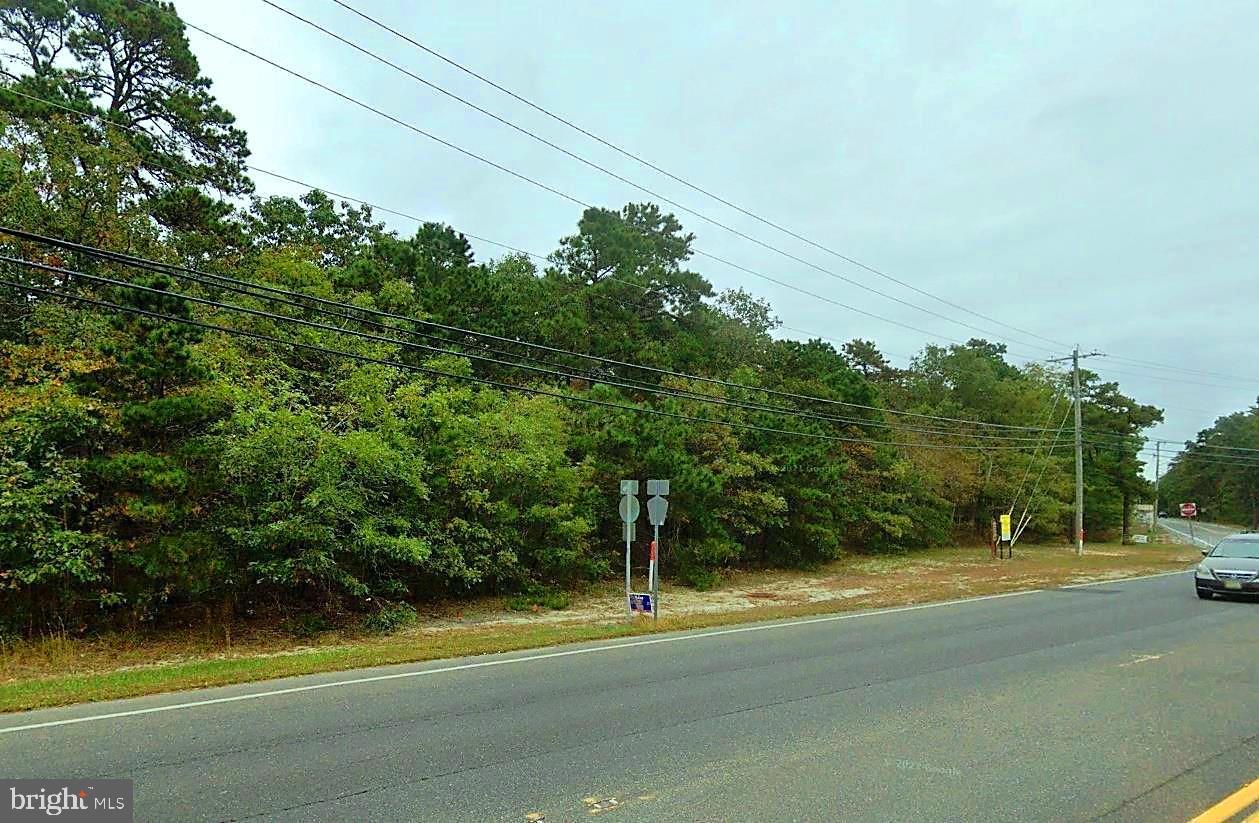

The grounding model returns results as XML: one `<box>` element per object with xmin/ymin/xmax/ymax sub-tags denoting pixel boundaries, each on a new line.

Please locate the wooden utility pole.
<box><xmin>1049</xmin><ymin>347</ymin><xmax>1102</xmax><ymax>555</ymax></box>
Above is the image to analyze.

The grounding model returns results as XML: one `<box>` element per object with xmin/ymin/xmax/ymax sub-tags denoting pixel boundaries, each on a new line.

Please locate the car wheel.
<box><xmin>1196</xmin><ymin>588</ymin><xmax>1213</xmax><ymax>600</ymax></box>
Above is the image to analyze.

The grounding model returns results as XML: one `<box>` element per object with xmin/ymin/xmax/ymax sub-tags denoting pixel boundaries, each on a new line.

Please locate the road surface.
<box><xmin>1158</xmin><ymin>516</ymin><xmax>1242</xmax><ymax>549</ymax></box>
<box><xmin>3</xmin><ymin>572</ymin><xmax>1258</xmax><ymax>822</ymax></box>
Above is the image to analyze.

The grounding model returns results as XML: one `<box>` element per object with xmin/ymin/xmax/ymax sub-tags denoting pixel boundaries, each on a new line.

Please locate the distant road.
<box><xmin>1158</xmin><ymin>516</ymin><xmax>1242</xmax><ymax>549</ymax></box>
<box><xmin>3</xmin><ymin>573</ymin><xmax>1258</xmax><ymax>822</ymax></box>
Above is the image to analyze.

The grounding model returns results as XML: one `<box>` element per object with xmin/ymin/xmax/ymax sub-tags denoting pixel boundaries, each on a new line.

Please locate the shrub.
<box><xmin>282</xmin><ymin>613</ymin><xmax>332</xmax><ymax>639</ymax></box>
<box><xmin>362</xmin><ymin>602</ymin><xmax>417</xmax><ymax>634</ymax></box>
<box><xmin>506</xmin><ymin>587</ymin><xmax>570</xmax><ymax>611</ymax></box>
<box><xmin>679</xmin><ymin>566</ymin><xmax>721</xmax><ymax>591</ymax></box>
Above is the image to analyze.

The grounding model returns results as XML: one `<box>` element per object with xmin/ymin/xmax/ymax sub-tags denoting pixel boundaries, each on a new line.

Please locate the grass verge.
<box><xmin>0</xmin><ymin>542</ymin><xmax>1197</xmax><ymax>714</ymax></box>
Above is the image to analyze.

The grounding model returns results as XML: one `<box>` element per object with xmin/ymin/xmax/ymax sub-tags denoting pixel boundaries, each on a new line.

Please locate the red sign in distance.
<box><xmin>1180</xmin><ymin>502</ymin><xmax>1197</xmax><ymax>518</ymax></box>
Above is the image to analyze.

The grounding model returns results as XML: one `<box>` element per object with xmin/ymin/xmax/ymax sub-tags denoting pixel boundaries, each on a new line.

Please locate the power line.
<box><xmin>162</xmin><ymin>5</ymin><xmax>1065</xmax><ymax>363</ymax></box>
<box><xmin>0</xmin><ymin>91</ymin><xmax>847</xmax><ymax>353</ymax></box>
<box><xmin>11</xmin><ymin>91</ymin><xmax>1226</xmax><ymax>444</ymax></box>
<box><xmin>1012</xmin><ymin>402</ymin><xmax>1076</xmax><ymax>545</ymax></box>
<box><xmin>4</xmin><ymin>57</ymin><xmax>1047</xmax><ymax>364</ymax></box>
<box><xmin>1088</xmin><ymin>358</ymin><xmax>1253</xmax><ymax>391</ymax></box>
<box><xmin>1102</xmin><ymin>352</ymin><xmax>1259</xmax><ymax>384</ymax></box>
<box><xmin>1152</xmin><ymin>439</ymin><xmax>1259</xmax><ymax>455</ymax></box>
<box><xmin>258</xmin><ymin>0</ymin><xmax>1065</xmax><ymax>358</ymax></box>
<box><xmin>58</xmin><ymin>6</ymin><xmax>1243</xmax><ymax>402</ymax></box>
<box><xmin>777</xmin><ymin>325</ymin><xmax>918</xmax><ymax>365</ymax></box>
<box><xmin>1</xmin><ymin>237</ymin><xmax>1075</xmax><ymax>445</ymax></box>
<box><xmin>1072</xmin><ymin>424</ymin><xmax>1259</xmax><ymax>455</ymax></box>
<box><xmin>21</xmin><ymin>89</ymin><xmax>1205</xmax><ymax>443</ymax></box>
<box><xmin>325</xmin><ymin>0</ymin><xmax>1074</xmax><ymax>353</ymax></box>
<box><xmin>1141</xmin><ymin>448</ymin><xmax>1259</xmax><ymax>469</ymax></box>
<box><xmin>14</xmin><ymin>84</ymin><xmax>1249</xmax><ymax>407</ymax></box>
<box><xmin>0</xmin><ymin>225</ymin><xmax>1083</xmax><ymax>434</ymax></box>
<box><xmin>328</xmin><ymin>0</ymin><xmax>1259</xmax><ymax>389</ymax></box>
<box><xmin>1008</xmin><ymin>391</ymin><xmax>1064</xmax><ymax>514</ymax></box>
<box><xmin>0</xmin><ymin>274</ymin><xmax>1066</xmax><ymax>452</ymax></box>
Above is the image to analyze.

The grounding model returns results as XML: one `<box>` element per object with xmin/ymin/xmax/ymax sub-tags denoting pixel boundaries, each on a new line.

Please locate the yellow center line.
<box><xmin>1189</xmin><ymin>776</ymin><xmax>1259</xmax><ymax>823</ymax></box>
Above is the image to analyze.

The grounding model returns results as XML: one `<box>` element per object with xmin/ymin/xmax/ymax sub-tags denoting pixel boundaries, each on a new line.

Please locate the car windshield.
<box><xmin>1210</xmin><ymin>539</ymin><xmax>1259</xmax><ymax>559</ymax></box>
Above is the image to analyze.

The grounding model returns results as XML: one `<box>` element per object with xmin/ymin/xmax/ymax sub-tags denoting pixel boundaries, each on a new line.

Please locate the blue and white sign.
<box><xmin>628</xmin><ymin>593</ymin><xmax>653</xmax><ymax>614</ymax></box>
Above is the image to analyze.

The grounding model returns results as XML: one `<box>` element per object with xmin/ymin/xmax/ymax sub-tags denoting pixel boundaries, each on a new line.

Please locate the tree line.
<box><xmin>1159</xmin><ymin>407</ymin><xmax>1259</xmax><ymax>529</ymax></box>
<box><xmin>0</xmin><ymin>0</ymin><xmax>1165</xmax><ymax>635</ymax></box>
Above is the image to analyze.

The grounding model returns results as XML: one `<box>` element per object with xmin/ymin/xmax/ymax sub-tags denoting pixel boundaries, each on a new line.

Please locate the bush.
<box><xmin>281</xmin><ymin>613</ymin><xmax>332</xmax><ymax>639</ymax></box>
<box><xmin>679</xmin><ymin>566</ymin><xmax>721</xmax><ymax>591</ymax></box>
<box><xmin>506</xmin><ymin>587</ymin><xmax>570</xmax><ymax>611</ymax></box>
<box><xmin>362</xmin><ymin>602</ymin><xmax>417</xmax><ymax>634</ymax></box>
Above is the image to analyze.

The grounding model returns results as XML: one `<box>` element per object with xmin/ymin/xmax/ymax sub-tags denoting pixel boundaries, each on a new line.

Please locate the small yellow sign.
<box><xmin>1000</xmin><ymin>514</ymin><xmax>1012</xmax><ymax>542</ymax></box>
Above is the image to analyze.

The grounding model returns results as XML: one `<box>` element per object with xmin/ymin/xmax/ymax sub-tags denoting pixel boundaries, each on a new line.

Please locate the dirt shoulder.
<box><xmin>0</xmin><ymin>541</ymin><xmax>1198</xmax><ymax>714</ymax></box>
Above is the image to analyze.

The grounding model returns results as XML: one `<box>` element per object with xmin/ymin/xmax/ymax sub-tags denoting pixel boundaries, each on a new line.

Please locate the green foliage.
<box><xmin>506</xmin><ymin>587</ymin><xmax>570</xmax><ymax>611</ymax></box>
<box><xmin>676</xmin><ymin>561</ymin><xmax>722</xmax><ymax>592</ymax></box>
<box><xmin>361</xmin><ymin>601</ymin><xmax>417</xmax><ymax>635</ymax></box>
<box><xmin>0</xmin><ymin>3</ymin><xmax>1168</xmax><ymax>635</ymax></box>
<box><xmin>0</xmin><ymin>0</ymin><xmax>251</xmax><ymax>199</ymax></box>
<box><xmin>1161</xmin><ymin>404</ymin><xmax>1259</xmax><ymax>528</ymax></box>
<box><xmin>0</xmin><ymin>350</ymin><xmax>106</xmax><ymax>631</ymax></box>
<box><xmin>281</xmin><ymin>612</ymin><xmax>331</xmax><ymax>639</ymax></box>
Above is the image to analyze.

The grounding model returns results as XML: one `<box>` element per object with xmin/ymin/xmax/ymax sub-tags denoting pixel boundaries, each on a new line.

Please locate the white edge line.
<box><xmin>1059</xmin><ymin>569</ymin><xmax>1189</xmax><ymax>589</ymax></box>
<box><xmin>0</xmin><ymin>569</ymin><xmax>1188</xmax><ymax>735</ymax></box>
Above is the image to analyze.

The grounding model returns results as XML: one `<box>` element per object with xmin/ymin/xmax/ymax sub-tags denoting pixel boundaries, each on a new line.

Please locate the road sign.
<box><xmin>644</xmin><ymin>479</ymin><xmax>670</xmax><ymax>620</ymax></box>
<box><xmin>647</xmin><ymin>495</ymin><xmax>669</xmax><ymax>525</ymax></box>
<box><xmin>1180</xmin><ymin>502</ymin><xmax>1198</xmax><ymax>518</ymax></box>
<box><xmin>1130</xmin><ymin>534</ymin><xmax>1149</xmax><ymax>544</ymax></box>
<box><xmin>620</xmin><ymin>479</ymin><xmax>639</xmax><ymax>495</ymax></box>
<box><xmin>999</xmin><ymin>514</ymin><xmax>1012</xmax><ymax>542</ymax></box>
<box><xmin>628</xmin><ymin>593</ymin><xmax>653</xmax><ymax>614</ymax></box>
<box><xmin>618</xmin><ymin>495</ymin><xmax>641</xmax><ymax>523</ymax></box>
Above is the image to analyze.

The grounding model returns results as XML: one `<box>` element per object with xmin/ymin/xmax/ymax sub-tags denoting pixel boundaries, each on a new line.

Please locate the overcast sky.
<box><xmin>180</xmin><ymin>0</ymin><xmax>1259</xmax><ymax>468</ymax></box>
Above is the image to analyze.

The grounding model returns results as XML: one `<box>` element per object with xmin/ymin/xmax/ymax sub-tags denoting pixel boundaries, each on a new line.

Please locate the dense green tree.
<box><xmin>1078</xmin><ymin>371</ymin><xmax>1161</xmax><ymax>539</ymax></box>
<box><xmin>0</xmin><ymin>0</ymin><xmax>1171</xmax><ymax>635</ymax></box>
<box><xmin>1161</xmin><ymin>404</ymin><xmax>1259</xmax><ymax>529</ymax></box>
<box><xmin>0</xmin><ymin>0</ymin><xmax>249</xmax><ymax>197</ymax></box>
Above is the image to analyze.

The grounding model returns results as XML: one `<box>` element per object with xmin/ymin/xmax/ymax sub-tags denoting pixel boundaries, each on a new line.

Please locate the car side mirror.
<box><xmin>1200</xmin><ymin>548</ymin><xmax>1209</xmax><ymax>557</ymax></box>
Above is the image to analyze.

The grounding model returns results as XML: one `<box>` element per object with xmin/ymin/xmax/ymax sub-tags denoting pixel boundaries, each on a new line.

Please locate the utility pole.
<box><xmin>1152</xmin><ymin>441</ymin><xmax>1161</xmax><ymax>535</ymax></box>
<box><xmin>1073</xmin><ymin>346</ymin><xmax>1084</xmax><ymax>555</ymax></box>
<box><xmin>1049</xmin><ymin>346</ymin><xmax>1102</xmax><ymax>556</ymax></box>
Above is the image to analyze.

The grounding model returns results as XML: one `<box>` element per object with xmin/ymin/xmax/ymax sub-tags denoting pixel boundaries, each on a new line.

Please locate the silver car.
<box><xmin>1195</xmin><ymin>533</ymin><xmax>1259</xmax><ymax>599</ymax></box>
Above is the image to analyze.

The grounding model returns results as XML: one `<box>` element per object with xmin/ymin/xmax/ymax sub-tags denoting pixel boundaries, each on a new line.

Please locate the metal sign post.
<box><xmin>619</xmin><ymin>480</ymin><xmax>640</xmax><ymax>620</ymax></box>
<box><xmin>646</xmin><ymin>479</ymin><xmax>669</xmax><ymax>620</ymax></box>
<box><xmin>1181</xmin><ymin>502</ymin><xmax>1198</xmax><ymax>546</ymax></box>
<box><xmin>998</xmin><ymin>513</ymin><xmax>1013</xmax><ymax>559</ymax></box>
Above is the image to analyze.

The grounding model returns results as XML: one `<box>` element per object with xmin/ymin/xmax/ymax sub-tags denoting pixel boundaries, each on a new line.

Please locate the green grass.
<box><xmin>505</xmin><ymin>589</ymin><xmax>571</xmax><ymax>612</ymax></box>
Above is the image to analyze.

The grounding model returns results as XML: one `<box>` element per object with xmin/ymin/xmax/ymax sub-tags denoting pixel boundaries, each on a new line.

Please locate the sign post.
<box><xmin>646</xmin><ymin>479</ymin><xmax>670</xmax><ymax>620</ymax></box>
<box><xmin>998</xmin><ymin>513</ymin><xmax>1013</xmax><ymax>559</ymax></box>
<box><xmin>619</xmin><ymin>480</ymin><xmax>640</xmax><ymax>620</ymax></box>
<box><xmin>1181</xmin><ymin>502</ymin><xmax>1198</xmax><ymax>546</ymax></box>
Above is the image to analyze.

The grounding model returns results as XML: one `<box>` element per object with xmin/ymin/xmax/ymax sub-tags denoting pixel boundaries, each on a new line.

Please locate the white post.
<box><xmin>625</xmin><ymin>523</ymin><xmax>632</xmax><ymax>620</ymax></box>
<box><xmin>651</xmin><ymin>525</ymin><xmax>660</xmax><ymax>620</ymax></box>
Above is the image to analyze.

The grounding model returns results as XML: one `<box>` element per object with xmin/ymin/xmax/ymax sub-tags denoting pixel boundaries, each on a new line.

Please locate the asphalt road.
<box><xmin>3</xmin><ymin>571</ymin><xmax>1258</xmax><ymax>822</ymax></box>
<box><xmin>1158</xmin><ymin>516</ymin><xmax>1242</xmax><ymax>550</ymax></box>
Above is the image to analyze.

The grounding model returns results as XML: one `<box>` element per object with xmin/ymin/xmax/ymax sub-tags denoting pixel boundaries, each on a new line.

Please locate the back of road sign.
<box><xmin>618</xmin><ymin>495</ymin><xmax>640</xmax><ymax>523</ymax></box>
<box><xmin>647</xmin><ymin>495</ymin><xmax>669</xmax><ymax>526</ymax></box>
